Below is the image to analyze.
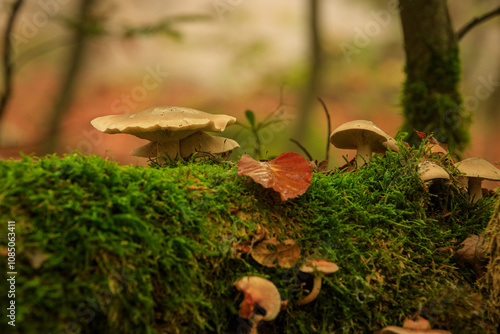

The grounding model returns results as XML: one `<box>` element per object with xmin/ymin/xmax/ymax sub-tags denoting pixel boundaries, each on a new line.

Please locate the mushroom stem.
<box><xmin>156</xmin><ymin>140</ymin><xmax>181</xmax><ymax>163</ymax></box>
<box><xmin>355</xmin><ymin>144</ymin><xmax>372</xmax><ymax>167</ymax></box>
<box><xmin>297</xmin><ymin>277</ymin><xmax>322</xmax><ymax>305</ymax></box>
<box><xmin>468</xmin><ymin>177</ymin><xmax>484</xmax><ymax>203</ymax></box>
<box><xmin>249</xmin><ymin>314</ymin><xmax>264</xmax><ymax>334</ymax></box>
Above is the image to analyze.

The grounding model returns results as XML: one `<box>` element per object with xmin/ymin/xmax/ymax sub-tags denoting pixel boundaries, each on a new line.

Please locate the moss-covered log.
<box><xmin>399</xmin><ymin>0</ymin><xmax>470</xmax><ymax>154</ymax></box>
<box><xmin>0</xmin><ymin>149</ymin><xmax>498</xmax><ymax>333</ymax></box>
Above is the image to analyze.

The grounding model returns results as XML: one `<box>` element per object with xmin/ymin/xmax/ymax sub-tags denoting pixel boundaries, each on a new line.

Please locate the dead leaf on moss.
<box><xmin>233</xmin><ymin>243</ymin><xmax>251</xmax><ymax>258</ymax></box>
<box><xmin>310</xmin><ymin>159</ymin><xmax>329</xmax><ymax>173</ymax></box>
<box><xmin>456</xmin><ymin>233</ymin><xmax>487</xmax><ymax>278</ymax></box>
<box><xmin>237</xmin><ymin>153</ymin><xmax>312</xmax><ymax>201</ymax></box>
<box><xmin>251</xmin><ymin>237</ymin><xmax>300</xmax><ymax>268</ymax></box>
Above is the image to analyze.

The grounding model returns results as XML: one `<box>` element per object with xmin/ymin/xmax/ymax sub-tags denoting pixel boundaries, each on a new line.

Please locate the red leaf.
<box><xmin>413</xmin><ymin>129</ymin><xmax>427</xmax><ymax>140</ymax></box>
<box><xmin>237</xmin><ymin>152</ymin><xmax>313</xmax><ymax>201</ymax></box>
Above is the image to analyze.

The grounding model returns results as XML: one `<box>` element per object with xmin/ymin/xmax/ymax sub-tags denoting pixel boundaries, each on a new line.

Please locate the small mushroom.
<box><xmin>454</xmin><ymin>158</ymin><xmax>500</xmax><ymax>202</ymax></box>
<box><xmin>402</xmin><ymin>316</ymin><xmax>431</xmax><ymax>330</ymax></box>
<box><xmin>179</xmin><ymin>131</ymin><xmax>240</xmax><ymax>159</ymax></box>
<box><xmin>91</xmin><ymin>106</ymin><xmax>236</xmax><ymax>162</ymax></box>
<box><xmin>418</xmin><ymin>160</ymin><xmax>449</xmax><ymax>182</ymax></box>
<box><xmin>427</xmin><ymin>143</ymin><xmax>448</xmax><ymax>156</ymax></box>
<box><xmin>297</xmin><ymin>259</ymin><xmax>339</xmax><ymax>305</ymax></box>
<box><xmin>330</xmin><ymin>120</ymin><xmax>399</xmax><ymax>167</ymax></box>
<box><xmin>130</xmin><ymin>131</ymin><xmax>240</xmax><ymax>160</ymax></box>
<box><xmin>376</xmin><ymin>317</ymin><xmax>451</xmax><ymax>334</ymax></box>
<box><xmin>234</xmin><ymin>276</ymin><xmax>281</xmax><ymax>334</ymax></box>
<box><xmin>375</xmin><ymin>327</ymin><xmax>452</xmax><ymax>334</ymax></box>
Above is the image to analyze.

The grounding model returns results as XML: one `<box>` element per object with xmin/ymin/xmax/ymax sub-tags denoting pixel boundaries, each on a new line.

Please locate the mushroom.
<box><xmin>375</xmin><ymin>327</ymin><xmax>452</xmax><ymax>334</ymax></box>
<box><xmin>417</xmin><ymin>160</ymin><xmax>449</xmax><ymax>182</ymax></box>
<box><xmin>376</xmin><ymin>317</ymin><xmax>452</xmax><ymax>334</ymax></box>
<box><xmin>130</xmin><ymin>131</ymin><xmax>240</xmax><ymax>160</ymax></box>
<box><xmin>91</xmin><ymin>106</ymin><xmax>236</xmax><ymax>162</ymax></box>
<box><xmin>180</xmin><ymin>131</ymin><xmax>240</xmax><ymax>159</ymax></box>
<box><xmin>454</xmin><ymin>158</ymin><xmax>500</xmax><ymax>202</ymax></box>
<box><xmin>297</xmin><ymin>259</ymin><xmax>339</xmax><ymax>305</ymax></box>
<box><xmin>330</xmin><ymin>120</ymin><xmax>399</xmax><ymax>167</ymax></box>
<box><xmin>234</xmin><ymin>276</ymin><xmax>281</xmax><ymax>334</ymax></box>
<box><xmin>403</xmin><ymin>316</ymin><xmax>431</xmax><ymax>330</ymax></box>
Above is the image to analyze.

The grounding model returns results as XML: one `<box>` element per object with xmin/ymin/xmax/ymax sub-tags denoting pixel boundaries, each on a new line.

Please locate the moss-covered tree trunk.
<box><xmin>399</xmin><ymin>0</ymin><xmax>469</xmax><ymax>154</ymax></box>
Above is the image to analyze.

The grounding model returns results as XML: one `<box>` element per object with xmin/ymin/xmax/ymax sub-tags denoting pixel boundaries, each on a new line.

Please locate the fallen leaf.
<box><xmin>237</xmin><ymin>152</ymin><xmax>313</xmax><ymax>201</ymax></box>
<box><xmin>456</xmin><ymin>233</ymin><xmax>486</xmax><ymax>278</ymax></box>
<box><xmin>251</xmin><ymin>237</ymin><xmax>300</xmax><ymax>268</ymax></box>
<box><xmin>414</xmin><ymin>129</ymin><xmax>429</xmax><ymax>140</ymax></box>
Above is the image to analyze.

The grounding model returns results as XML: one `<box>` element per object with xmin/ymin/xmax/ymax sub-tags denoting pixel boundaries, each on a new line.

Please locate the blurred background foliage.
<box><xmin>0</xmin><ymin>0</ymin><xmax>499</xmax><ymax>169</ymax></box>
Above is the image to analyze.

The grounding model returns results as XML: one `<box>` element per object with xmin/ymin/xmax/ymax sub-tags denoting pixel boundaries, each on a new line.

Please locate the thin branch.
<box><xmin>317</xmin><ymin>97</ymin><xmax>331</xmax><ymax>162</ymax></box>
<box><xmin>457</xmin><ymin>6</ymin><xmax>500</xmax><ymax>40</ymax></box>
<box><xmin>289</xmin><ymin>138</ymin><xmax>313</xmax><ymax>161</ymax></box>
<box><xmin>13</xmin><ymin>36</ymin><xmax>74</xmax><ymax>71</ymax></box>
<box><xmin>0</xmin><ymin>0</ymin><xmax>25</xmax><ymax>123</ymax></box>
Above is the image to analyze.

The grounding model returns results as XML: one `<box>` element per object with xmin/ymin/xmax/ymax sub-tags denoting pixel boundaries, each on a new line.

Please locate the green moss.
<box><xmin>401</xmin><ymin>45</ymin><xmax>470</xmax><ymax>155</ymax></box>
<box><xmin>0</xmin><ymin>148</ymin><xmax>498</xmax><ymax>333</ymax></box>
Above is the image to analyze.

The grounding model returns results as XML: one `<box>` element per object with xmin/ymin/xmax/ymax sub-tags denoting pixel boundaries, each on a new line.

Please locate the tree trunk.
<box><xmin>399</xmin><ymin>0</ymin><xmax>469</xmax><ymax>154</ymax></box>
<box><xmin>43</xmin><ymin>0</ymin><xmax>95</xmax><ymax>154</ymax></box>
<box><xmin>292</xmin><ymin>0</ymin><xmax>322</xmax><ymax>144</ymax></box>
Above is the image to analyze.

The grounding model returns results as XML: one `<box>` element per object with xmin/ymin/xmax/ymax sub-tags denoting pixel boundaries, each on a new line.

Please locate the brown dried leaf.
<box><xmin>251</xmin><ymin>237</ymin><xmax>300</xmax><ymax>268</ymax></box>
<box><xmin>456</xmin><ymin>233</ymin><xmax>487</xmax><ymax>277</ymax></box>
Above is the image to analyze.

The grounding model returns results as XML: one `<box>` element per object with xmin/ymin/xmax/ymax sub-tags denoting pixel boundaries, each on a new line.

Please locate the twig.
<box><xmin>13</xmin><ymin>36</ymin><xmax>74</xmax><ymax>72</ymax></box>
<box><xmin>289</xmin><ymin>138</ymin><xmax>313</xmax><ymax>161</ymax></box>
<box><xmin>457</xmin><ymin>6</ymin><xmax>500</xmax><ymax>40</ymax></box>
<box><xmin>317</xmin><ymin>97</ymin><xmax>331</xmax><ymax>162</ymax></box>
<box><xmin>0</xmin><ymin>0</ymin><xmax>25</xmax><ymax>124</ymax></box>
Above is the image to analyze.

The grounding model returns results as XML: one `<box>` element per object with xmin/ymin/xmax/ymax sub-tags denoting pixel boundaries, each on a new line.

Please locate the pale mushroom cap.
<box><xmin>428</xmin><ymin>144</ymin><xmax>447</xmax><ymax>155</ymax></box>
<box><xmin>91</xmin><ymin>106</ymin><xmax>236</xmax><ymax>142</ymax></box>
<box><xmin>402</xmin><ymin>316</ymin><xmax>431</xmax><ymax>330</ymax></box>
<box><xmin>130</xmin><ymin>142</ymin><xmax>157</xmax><ymax>158</ymax></box>
<box><xmin>418</xmin><ymin>160</ymin><xmax>450</xmax><ymax>181</ymax></box>
<box><xmin>234</xmin><ymin>276</ymin><xmax>281</xmax><ymax>321</ymax></box>
<box><xmin>300</xmin><ymin>259</ymin><xmax>339</xmax><ymax>274</ymax></box>
<box><xmin>376</xmin><ymin>326</ymin><xmax>451</xmax><ymax>334</ymax></box>
<box><xmin>179</xmin><ymin>131</ymin><xmax>240</xmax><ymax>158</ymax></box>
<box><xmin>330</xmin><ymin>120</ymin><xmax>398</xmax><ymax>153</ymax></box>
<box><xmin>454</xmin><ymin>158</ymin><xmax>500</xmax><ymax>181</ymax></box>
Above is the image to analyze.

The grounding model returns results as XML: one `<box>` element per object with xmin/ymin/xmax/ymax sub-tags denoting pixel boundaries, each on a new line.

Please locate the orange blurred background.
<box><xmin>0</xmin><ymin>1</ymin><xmax>499</xmax><ymax>177</ymax></box>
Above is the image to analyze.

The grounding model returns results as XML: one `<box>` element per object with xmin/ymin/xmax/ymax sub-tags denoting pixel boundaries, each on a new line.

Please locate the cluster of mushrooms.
<box><xmin>234</xmin><ymin>259</ymin><xmax>339</xmax><ymax>334</ymax></box>
<box><xmin>91</xmin><ymin>107</ymin><xmax>500</xmax><ymax>332</ymax></box>
<box><xmin>329</xmin><ymin>120</ymin><xmax>500</xmax><ymax>203</ymax></box>
<box><xmin>91</xmin><ymin>106</ymin><xmax>239</xmax><ymax>163</ymax></box>
<box><xmin>91</xmin><ymin>109</ymin><xmax>500</xmax><ymax>201</ymax></box>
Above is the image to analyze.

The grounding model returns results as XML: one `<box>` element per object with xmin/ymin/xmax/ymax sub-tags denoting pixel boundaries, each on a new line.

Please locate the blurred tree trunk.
<box><xmin>293</xmin><ymin>0</ymin><xmax>323</xmax><ymax>144</ymax></box>
<box><xmin>43</xmin><ymin>0</ymin><xmax>95</xmax><ymax>154</ymax></box>
<box><xmin>0</xmin><ymin>0</ymin><xmax>25</xmax><ymax>141</ymax></box>
<box><xmin>399</xmin><ymin>0</ymin><xmax>469</xmax><ymax>154</ymax></box>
